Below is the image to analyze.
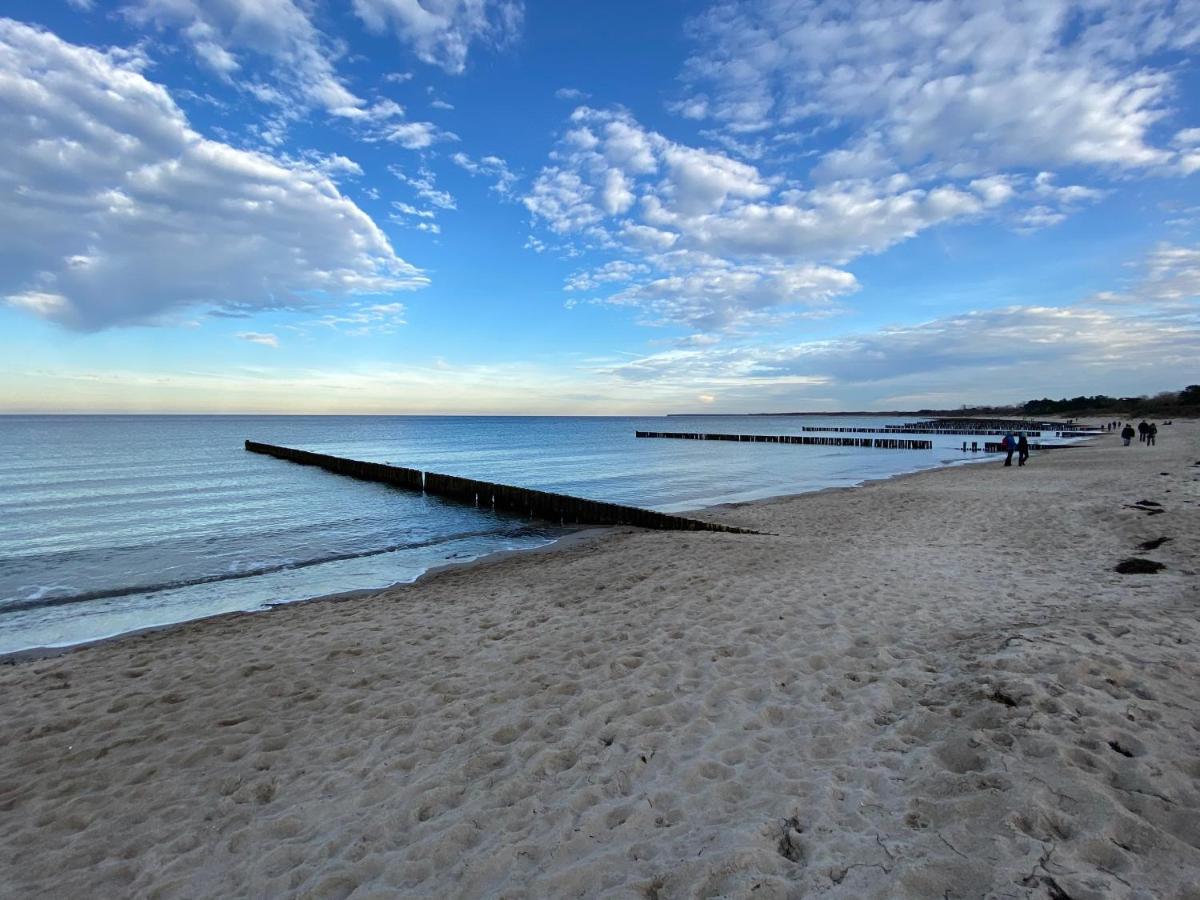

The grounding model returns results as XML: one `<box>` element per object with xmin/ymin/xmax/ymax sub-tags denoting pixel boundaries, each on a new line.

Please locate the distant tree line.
<box><xmin>1022</xmin><ymin>385</ymin><xmax>1200</xmax><ymax>415</ymax></box>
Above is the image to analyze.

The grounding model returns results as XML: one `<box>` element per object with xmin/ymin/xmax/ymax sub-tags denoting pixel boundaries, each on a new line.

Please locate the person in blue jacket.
<box><xmin>1002</xmin><ymin>432</ymin><xmax>1016</xmax><ymax>466</ymax></box>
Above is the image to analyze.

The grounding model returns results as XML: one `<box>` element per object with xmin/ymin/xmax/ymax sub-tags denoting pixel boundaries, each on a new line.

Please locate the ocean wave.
<box><xmin>0</xmin><ymin>525</ymin><xmax>552</xmax><ymax>615</ymax></box>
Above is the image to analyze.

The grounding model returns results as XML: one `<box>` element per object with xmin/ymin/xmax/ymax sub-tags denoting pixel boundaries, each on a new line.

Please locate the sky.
<box><xmin>1</xmin><ymin>0</ymin><xmax>1198</xmax><ymax>414</ymax></box>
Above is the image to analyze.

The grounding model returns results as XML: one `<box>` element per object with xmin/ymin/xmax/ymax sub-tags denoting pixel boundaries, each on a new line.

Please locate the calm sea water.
<box><xmin>0</xmin><ymin>415</ymin><xmax>986</xmax><ymax>654</ymax></box>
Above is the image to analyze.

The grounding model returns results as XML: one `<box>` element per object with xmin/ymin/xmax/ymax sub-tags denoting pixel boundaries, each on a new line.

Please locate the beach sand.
<box><xmin>2</xmin><ymin>422</ymin><xmax>1198</xmax><ymax>898</ymax></box>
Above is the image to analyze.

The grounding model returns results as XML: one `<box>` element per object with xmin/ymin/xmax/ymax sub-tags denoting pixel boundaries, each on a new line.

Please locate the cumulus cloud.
<box><xmin>353</xmin><ymin>0</ymin><xmax>523</xmax><ymax>74</ymax></box>
<box><xmin>123</xmin><ymin>0</ymin><xmax>483</xmax><ymax>148</ymax></box>
<box><xmin>605</xmin><ymin>256</ymin><xmax>860</xmax><ymax>332</ymax></box>
<box><xmin>381</xmin><ymin>120</ymin><xmax>458</xmax><ymax>149</ymax></box>
<box><xmin>125</xmin><ymin>0</ymin><xmax>371</xmax><ymax>117</ymax></box>
<box><xmin>523</xmin><ymin>108</ymin><xmax>1008</xmax><ymax>332</ymax></box>
<box><xmin>0</xmin><ymin>19</ymin><xmax>425</xmax><ymax>331</ymax></box>
<box><xmin>527</xmin><ymin>109</ymin><xmax>1014</xmax><ymax>260</ymax></box>
<box><xmin>680</xmin><ymin>0</ymin><xmax>1195</xmax><ymax>174</ymax></box>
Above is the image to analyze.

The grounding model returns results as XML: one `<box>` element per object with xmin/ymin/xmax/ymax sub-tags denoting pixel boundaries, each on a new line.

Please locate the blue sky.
<box><xmin>1</xmin><ymin>0</ymin><xmax>1198</xmax><ymax>413</ymax></box>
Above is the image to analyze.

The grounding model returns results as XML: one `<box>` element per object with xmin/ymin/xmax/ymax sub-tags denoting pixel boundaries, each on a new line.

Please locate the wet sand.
<box><xmin>1</xmin><ymin>422</ymin><xmax>1198</xmax><ymax>898</ymax></box>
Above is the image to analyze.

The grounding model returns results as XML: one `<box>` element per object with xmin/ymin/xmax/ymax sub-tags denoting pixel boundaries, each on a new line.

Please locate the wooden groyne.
<box><xmin>244</xmin><ymin>441</ymin><xmax>757</xmax><ymax>534</ymax></box>
<box><xmin>978</xmin><ymin>441</ymin><xmax>1041</xmax><ymax>453</ymax></box>
<box><xmin>899</xmin><ymin>418</ymin><xmax>1097</xmax><ymax>432</ymax></box>
<box><xmin>800</xmin><ymin>426</ymin><xmax>898</xmax><ymax>434</ymax></box>
<box><xmin>635</xmin><ymin>431</ymin><xmax>932</xmax><ymax>450</ymax></box>
<box><xmin>800</xmin><ymin>425</ymin><xmax>1043</xmax><ymax>437</ymax></box>
<box><xmin>885</xmin><ymin>428</ymin><xmax>1043</xmax><ymax>436</ymax></box>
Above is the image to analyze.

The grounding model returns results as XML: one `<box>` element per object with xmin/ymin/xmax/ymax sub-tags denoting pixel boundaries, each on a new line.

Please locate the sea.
<box><xmin>0</xmin><ymin>414</ymin><xmax>998</xmax><ymax>655</ymax></box>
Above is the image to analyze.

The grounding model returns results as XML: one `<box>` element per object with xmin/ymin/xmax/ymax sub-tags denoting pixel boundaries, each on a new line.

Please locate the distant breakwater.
<box><xmin>244</xmin><ymin>441</ymin><xmax>758</xmax><ymax>534</ymax></box>
<box><xmin>635</xmin><ymin>431</ymin><xmax>933</xmax><ymax>450</ymax></box>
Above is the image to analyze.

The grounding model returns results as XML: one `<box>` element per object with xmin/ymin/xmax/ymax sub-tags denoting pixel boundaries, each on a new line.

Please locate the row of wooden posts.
<box><xmin>798</xmin><ymin>425</ymin><xmax>1044</xmax><ymax>437</ymax></box>
<box><xmin>634</xmin><ymin>431</ymin><xmax>933</xmax><ymax>450</ymax></box>
<box><xmin>903</xmin><ymin>418</ymin><xmax>1068</xmax><ymax>430</ymax></box>
<box><xmin>244</xmin><ymin>441</ymin><xmax>758</xmax><ymax>533</ymax></box>
<box><xmin>886</xmin><ymin>428</ymin><xmax>1044</xmax><ymax>437</ymax></box>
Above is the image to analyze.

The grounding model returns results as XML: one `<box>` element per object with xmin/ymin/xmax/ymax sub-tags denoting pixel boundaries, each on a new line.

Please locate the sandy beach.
<box><xmin>2</xmin><ymin>423</ymin><xmax>1198</xmax><ymax>899</ymax></box>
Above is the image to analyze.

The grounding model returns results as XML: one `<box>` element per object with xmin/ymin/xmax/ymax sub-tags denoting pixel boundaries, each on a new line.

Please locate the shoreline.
<box><xmin>0</xmin><ymin>527</ymin><xmax>602</xmax><ymax>665</ymax></box>
<box><xmin>3</xmin><ymin>424</ymin><xmax>1195</xmax><ymax>898</ymax></box>
<box><xmin>0</xmin><ymin>443</ymin><xmax>1016</xmax><ymax>665</ymax></box>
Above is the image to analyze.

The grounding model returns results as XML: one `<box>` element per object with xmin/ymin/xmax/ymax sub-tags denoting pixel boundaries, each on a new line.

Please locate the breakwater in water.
<box><xmin>245</xmin><ymin>441</ymin><xmax>758</xmax><ymax>534</ymax></box>
<box><xmin>635</xmin><ymin>431</ymin><xmax>933</xmax><ymax>450</ymax></box>
<box><xmin>798</xmin><ymin>426</ymin><xmax>1044</xmax><ymax>437</ymax></box>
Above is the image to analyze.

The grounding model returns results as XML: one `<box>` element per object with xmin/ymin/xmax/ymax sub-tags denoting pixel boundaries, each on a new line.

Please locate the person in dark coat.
<box><xmin>1138</xmin><ymin>420</ymin><xmax>1149</xmax><ymax>442</ymax></box>
<box><xmin>1017</xmin><ymin>433</ymin><xmax>1030</xmax><ymax>466</ymax></box>
<box><xmin>1121</xmin><ymin>424</ymin><xmax>1136</xmax><ymax>446</ymax></box>
<box><xmin>1147</xmin><ymin>423</ymin><xmax>1157</xmax><ymax>446</ymax></box>
<box><xmin>1002</xmin><ymin>432</ymin><xmax>1016</xmax><ymax>466</ymax></box>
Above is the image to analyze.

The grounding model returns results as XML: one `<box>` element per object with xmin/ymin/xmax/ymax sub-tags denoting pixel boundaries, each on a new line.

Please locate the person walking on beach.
<box><xmin>1147</xmin><ymin>423</ymin><xmax>1158</xmax><ymax>446</ymax></box>
<box><xmin>1121</xmin><ymin>424</ymin><xmax>1136</xmax><ymax>446</ymax></box>
<box><xmin>1138</xmin><ymin>420</ymin><xmax>1149</xmax><ymax>443</ymax></box>
<box><xmin>1002</xmin><ymin>432</ymin><xmax>1016</xmax><ymax>466</ymax></box>
<box><xmin>1017</xmin><ymin>432</ymin><xmax>1030</xmax><ymax>466</ymax></box>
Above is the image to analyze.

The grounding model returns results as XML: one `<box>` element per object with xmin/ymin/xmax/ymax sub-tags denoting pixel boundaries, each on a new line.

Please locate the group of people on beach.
<box><xmin>1120</xmin><ymin>420</ymin><xmax>1159</xmax><ymax>446</ymax></box>
<box><xmin>1000</xmin><ymin>432</ymin><xmax>1030</xmax><ymax>467</ymax></box>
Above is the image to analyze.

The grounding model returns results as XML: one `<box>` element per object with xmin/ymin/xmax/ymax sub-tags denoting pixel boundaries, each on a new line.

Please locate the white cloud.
<box><xmin>524</xmin><ymin>108</ymin><xmax>1009</xmax><ymax>332</ymax></box>
<box><xmin>970</xmin><ymin>176</ymin><xmax>1017</xmax><ymax>207</ymax></box>
<box><xmin>523</xmin><ymin>168</ymin><xmax>604</xmax><ymax>234</ymax></box>
<box><xmin>381</xmin><ymin>120</ymin><xmax>457</xmax><ymax>149</ymax></box>
<box><xmin>593</xmin><ymin>240</ymin><xmax>1200</xmax><ymax>406</ymax></box>
<box><xmin>236</xmin><ymin>331</ymin><xmax>279</xmax><ymax>347</ymax></box>
<box><xmin>0</xmin><ymin>19</ymin><xmax>424</xmax><ymax>331</ymax></box>
<box><xmin>604</xmin><ymin>256</ymin><xmax>859</xmax><ymax>332</ymax></box>
<box><xmin>4</xmin><ymin>291</ymin><xmax>71</xmax><ymax>318</ymax></box>
<box><xmin>390</xmin><ymin>165</ymin><xmax>456</xmax><ymax>210</ymax></box>
<box><xmin>600</xmin><ymin>168</ymin><xmax>635</xmax><ymax>215</ymax></box>
<box><xmin>452</xmin><ymin>152</ymin><xmax>518</xmax><ymax>196</ymax></box>
<box><xmin>1033</xmin><ymin>171</ymin><xmax>1106</xmax><ymax>205</ymax></box>
<box><xmin>279</xmin><ymin>151</ymin><xmax>365</xmax><ymax>180</ymax></box>
<box><xmin>125</xmin><ymin>0</ymin><xmax>371</xmax><ymax>118</ymax></box>
<box><xmin>659</xmin><ymin>143</ymin><xmax>771</xmax><ymax>215</ymax></box>
<box><xmin>1093</xmin><ymin>243</ymin><xmax>1200</xmax><ymax>309</ymax></box>
<box><xmin>305</xmin><ymin>300</ymin><xmax>408</xmax><ymax>335</ymax></box>
<box><xmin>352</xmin><ymin>0</ymin><xmax>523</xmax><ymax>74</ymax></box>
<box><xmin>669</xmin><ymin>95</ymin><xmax>709</xmax><ymax>120</ymax></box>
<box><xmin>392</xmin><ymin>202</ymin><xmax>436</xmax><ymax>219</ymax></box>
<box><xmin>564</xmin><ymin>260</ymin><xmax>649</xmax><ymax>292</ymax></box>
<box><xmin>680</xmin><ymin>0</ymin><xmax>1195</xmax><ymax>174</ymax></box>
<box><xmin>555</xmin><ymin>87</ymin><xmax>587</xmax><ymax>101</ymax></box>
<box><xmin>620</xmin><ymin>223</ymin><xmax>679</xmax><ymax>251</ymax></box>
<box><xmin>1016</xmin><ymin>206</ymin><xmax>1068</xmax><ymax>231</ymax></box>
<box><xmin>601</xmin><ymin>302</ymin><xmax>1200</xmax><ymax>407</ymax></box>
